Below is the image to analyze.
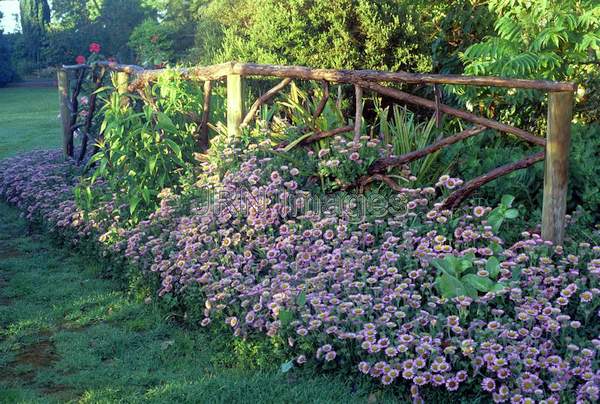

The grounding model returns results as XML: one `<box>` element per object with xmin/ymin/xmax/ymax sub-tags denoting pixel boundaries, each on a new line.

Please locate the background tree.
<box><xmin>0</xmin><ymin>11</ymin><xmax>16</xmax><ymax>86</ymax></box>
<box><xmin>19</xmin><ymin>0</ymin><xmax>50</xmax><ymax>67</ymax></box>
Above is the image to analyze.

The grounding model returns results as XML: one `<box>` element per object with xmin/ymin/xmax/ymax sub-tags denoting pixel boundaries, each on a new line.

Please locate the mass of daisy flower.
<box><xmin>1</xmin><ymin>138</ymin><xmax>599</xmax><ymax>404</ymax></box>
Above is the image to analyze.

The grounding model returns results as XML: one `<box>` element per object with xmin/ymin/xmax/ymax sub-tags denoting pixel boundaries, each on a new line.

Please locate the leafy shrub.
<box><xmin>209</xmin><ymin>0</ymin><xmax>447</xmax><ymax>72</ymax></box>
<box><xmin>0</xmin><ymin>30</ymin><xmax>15</xmax><ymax>86</ymax></box>
<box><xmin>569</xmin><ymin>123</ymin><xmax>600</xmax><ymax>223</ymax></box>
<box><xmin>78</xmin><ymin>71</ymin><xmax>208</xmax><ymax>222</ymax></box>
<box><xmin>458</xmin><ymin>0</ymin><xmax>600</xmax><ymax>128</ymax></box>
<box><xmin>128</xmin><ymin>19</ymin><xmax>176</xmax><ymax>67</ymax></box>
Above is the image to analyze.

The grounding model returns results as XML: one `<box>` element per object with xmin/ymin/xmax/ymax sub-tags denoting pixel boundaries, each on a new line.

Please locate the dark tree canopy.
<box><xmin>19</xmin><ymin>0</ymin><xmax>50</xmax><ymax>66</ymax></box>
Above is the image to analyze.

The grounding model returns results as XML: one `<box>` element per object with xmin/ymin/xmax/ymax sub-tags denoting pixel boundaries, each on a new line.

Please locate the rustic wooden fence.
<box><xmin>58</xmin><ymin>61</ymin><xmax>576</xmax><ymax>244</ymax></box>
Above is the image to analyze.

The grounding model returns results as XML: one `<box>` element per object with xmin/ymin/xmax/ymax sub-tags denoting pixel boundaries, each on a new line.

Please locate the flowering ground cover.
<box><xmin>1</xmin><ymin>139</ymin><xmax>599</xmax><ymax>403</ymax></box>
<box><xmin>0</xmin><ymin>201</ymin><xmax>381</xmax><ymax>403</ymax></box>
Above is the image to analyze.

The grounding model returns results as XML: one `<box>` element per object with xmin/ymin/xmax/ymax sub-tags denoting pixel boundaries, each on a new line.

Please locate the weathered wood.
<box><xmin>232</xmin><ymin>62</ymin><xmax>577</xmax><ymax>92</ymax></box>
<box><xmin>367</xmin><ymin>126</ymin><xmax>487</xmax><ymax>175</ymax></box>
<box><xmin>313</xmin><ymin>80</ymin><xmax>330</xmax><ymax>122</ymax></box>
<box><xmin>358</xmin><ymin>174</ymin><xmax>404</xmax><ymax>193</ymax></box>
<box><xmin>199</xmin><ymin>80</ymin><xmax>213</xmax><ymax>150</ymax></box>
<box><xmin>79</xmin><ymin>67</ymin><xmax>106</xmax><ymax>163</ymax></box>
<box><xmin>303</xmin><ymin>125</ymin><xmax>354</xmax><ymax>144</ymax></box>
<box><xmin>227</xmin><ymin>73</ymin><xmax>244</xmax><ymax>137</ymax></box>
<box><xmin>433</xmin><ymin>84</ymin><xmax>443</xmax><ymax>128</ymax></box>
<box><xmin>128</xmin><ymin>62</ymin><xmax>234</xmax><ymax>91</ymax></box>
<box><xmin>241</xmin><ymin>78</ymin><xmax>292</xmax><ymax>128</ymax></box>
<box><xmin>542</xmin><ymin>91</ymin><xmax>573</xmax><ymax>245</ymax></box>
<box><xmin>63</xmin><ymin>68</ymin><xmax>86</xmax><ymax>159</ymax></box>
<box><xmin>276</xmin><ymin>125</ymin><xmax>354</xmax><ymax>149</ymax></box>
<box><xmin>441</xmin><ymin>151</ymin><xmax>545</xmax><ymax>209</ymax></box>
<box><xmin>57</xmin><ymin>69</ymin><xmax>72</xmax><ymax>158</ymax></box>
<box><xmin>116</xmin><ymin>71</ymin><xmax>129</xmax><ymax>95</ymax></box>
<box><xmin>359</xmin><ymin>80</ymin><xmax>546</xmax><ymax>147</ymax></box>
<box><xmin>354</xmin><ymin>85</ymin><xmax>363</xmax><ymax>143</ymax></box>
<box><xmin>67</xmin><ymin>61</ymin><xmax>577</xmax><ymax>92</ymax></box>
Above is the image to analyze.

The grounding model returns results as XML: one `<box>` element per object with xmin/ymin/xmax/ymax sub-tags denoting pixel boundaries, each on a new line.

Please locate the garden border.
<box><xmin>58</xmin><ymin>61</ymin><xmax>575</xmax><ymax>244</ymax></box>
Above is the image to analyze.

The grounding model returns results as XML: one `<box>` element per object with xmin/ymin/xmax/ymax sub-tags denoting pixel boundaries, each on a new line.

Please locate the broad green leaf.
<box><xmin>511</xmin><ymin>267</ymin><xmax>522</xmax><ymax>281</ymax></box>
<box><xmin>129</xmin><ymin>195</ymin><xmax>141</xmax><ymax>215</ymax></box>
<box><xmin>296</xmin><ymin>291</ymin><xmax>307</xmax><ymax>306</ymax></box>
<box><xmin>501</xmin><ymin>195</ymin><xmax>515</xmax><ymax>207</ymax></box>
<box><xmin>164</xmin><ymin>139</ymin><xmax>183</xmax><ymax>160</ymax></box>
<box><xmin>432</xmin><ymin>258</ymin><xmax>456</xmax><ymax>277</ymax></box>
<box><xmin>458</xmin><ymin>258</ymin><xmax>473</xmax><ymax>273</ymax></box>
<box><xmin>490</xmin><ymin>282</ymin><xmax>507</xmax><ymax>293</ymax></box>
<box><xmin>462</xmin><ymin>274</ymin><xmax>494</xmax><ymax>293</ymax></box>
<box><xmin>486</xmin><ymin>256</ymin><xmax>501</xmax><ymax>278</ymax></box>
<box><xmin>436</xmin><ymin>273</ymin><xmax>467</xmax><ymax>298</ymax></box>
<box><xmin>504</xmin><ymin>208</ymin><xmax>519</xmax><ymax>219</ymax></box>
<box><xmin>156</xmin><ymin>112</ymin><xmax>177</xmax><ymax>131</ymax></box>
<box><xmin>279</xmin><ymin>309</ymin><xmax>293</xmax><ymax>327</ymax></box>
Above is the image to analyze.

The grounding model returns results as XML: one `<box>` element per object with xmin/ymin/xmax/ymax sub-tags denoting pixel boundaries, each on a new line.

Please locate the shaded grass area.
<box><xmin>0</xmin><ymin>203</ymin><xmax>408</xmax><ymax>403</ymax></box>
<box><xmin>0</xmin><ymin>88</ymin><xmax>61</xmax><ymax>159</ymax></box>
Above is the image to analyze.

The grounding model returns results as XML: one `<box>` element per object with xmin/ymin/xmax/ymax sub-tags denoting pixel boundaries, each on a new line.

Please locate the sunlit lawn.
<box><xmin>0</xmin><ymin>87</ymin><xmax>61</xmax><ymax>159</ymax></box>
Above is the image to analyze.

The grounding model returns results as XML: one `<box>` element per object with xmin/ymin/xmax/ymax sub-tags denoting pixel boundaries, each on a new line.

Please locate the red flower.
<box><xmin>89</xmin><ymin>42</ymin><xmax>101</xmax><ymax>54</ymax></box>
<box><xmin>75</xmin><ymin>55</ymin><xmax>86</xmax><ymax>64</ymax></box>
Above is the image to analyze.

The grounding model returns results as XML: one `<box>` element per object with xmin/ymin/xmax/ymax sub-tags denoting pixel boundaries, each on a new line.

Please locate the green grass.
<box><xmin>0</xmin><ymin>88</ymin><xmax>61</xmax><ymax>159</ymax></box>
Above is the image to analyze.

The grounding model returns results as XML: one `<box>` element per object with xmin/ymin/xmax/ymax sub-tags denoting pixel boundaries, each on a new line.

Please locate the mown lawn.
<box><xmin>0</xmin><ymin>88</ymin><xmax>401</xmax><ymax>403</ymax></box>
<box><xmin>0</xmin><ymin>87</ymin><xmax>61</xmax><ymax>159</ymax></box>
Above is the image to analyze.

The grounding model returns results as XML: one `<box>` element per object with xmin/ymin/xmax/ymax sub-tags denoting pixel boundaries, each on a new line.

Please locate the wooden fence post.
<box><xmin>57</xmin><ymin>69</ymin><xmax>72</xmax><ymax>158</ymax></box>
<box><xmin>116</xmin><ymin>71</ymin><xmax>130</xmax><ymax>106</ymax></box>
<box><xmin>227</xmin><ymin>73</ymin><xmax>244</xmax><ymax>138</ymax></box>
<box><xmin>542</xmin><ymin>91</ymin><xmax>573</xmax><ymax>245</ymax></box>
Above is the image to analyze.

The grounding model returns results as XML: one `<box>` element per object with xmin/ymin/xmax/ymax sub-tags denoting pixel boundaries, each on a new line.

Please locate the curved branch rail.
<box><xmin>440</xmin><ymin>151</ymin><xmax>546</xmax><ymax>209</ymax></box>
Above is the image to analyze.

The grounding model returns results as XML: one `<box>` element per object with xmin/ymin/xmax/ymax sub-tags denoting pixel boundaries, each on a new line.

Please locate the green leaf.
<box><xmin>156</xmin><ymin>112</ymin><xmax>177</xmax><ymax>131</ymax></box>
<box><xmin>129</xmin><ymin>194</ymin><xmax>141</xmax><ymax>215</ymax></box>
<box><xmin>164</xmin><ymin>139</ymin><xmax>183</xmax><ymax>160</ymax></box>
<box><xmin>511</xmin><ymin>267</ymin><xmax>522</xmax><ymax>281</ymax></box>
<box><xmin>486</xmin><ymin>256</ymin><xmax>501</xmax><ymax>278</ymax></box>
<box><xmin>296</xmin><ymin>291</ymin><xmax>306</xmax><ymax>306</ymax></box>
<box><xmin>436</xmin><ymin>273</ymin><xmax>467</xmax><ymax>298</ymax></box>
<box><xmin>462</xmin><ymin>274</ymin><xmax>494</xmax><ymax>293</ymax></box>
<box><xmin>504</xmin><ymin>208</ymin><xmax>519</xmax><ymax>219</ymax></box>
<box><xmin>458</xmin><ymin>258</ymin><xmax>473</xmax><ymax>273</ymax></box>
<box><xmin>149</xmin><ymin>155</ymin><xmax>158</xmax><ymax>174</ymax></box>
<box><xmin>432</xmin><ymin>257</ymin><xmax>456</xmax><ymax>277</ymax></box>
<box><xmin>489</xmin><ymin>282</ymin><xmax>507</xmax><ymax>293</ymax></box>
<box><xmin>279</xmin><ymin>309</ymin><xmax>293</xmax><ymax>327</ymax></box>
<box><xmin>283</xmin><ymin>132</ymin><xmax>317</xmax><ymax>152</ymax></box>
<box><xmin>501</xmin><ymin>195</ymin><xmax>515</xmax><ymax>207</ymax></box>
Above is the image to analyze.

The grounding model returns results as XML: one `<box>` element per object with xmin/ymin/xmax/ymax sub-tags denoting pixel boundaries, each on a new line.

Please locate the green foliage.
<box><xmin>128</xmin><ymin>19</ymin><xmax>176</xmax><ymax>66</ymax></box>
<box><xmin>459</xmin><ymin>0</ymin><xmax>600</xmax><ymax>126</ymax></box>
<box><xmin>432</xmin><ymin>1</ymin><xmax>494</xmax><ymax>74</ymax></box>
<box><xmin>0</xmin><ymin>23</ymin><xmax>15</xmax><ymax>86</ymax></box>
<box><xmin>486</xmin><ymin>194</ymin><xmax>519</xmax><ymax>233</ymax></box>
<box><xmin>18</xmin><ymin>0</ymin><xmax>50</xmax><ymax>68</ymax></box>
<box><xmin>433</xmin><ymin>254</ymin><xmax>505</xmax><ymax>299</ymax></box>
<box><xmin>78</xmin><ymin>71</ymin><xmax>206</xmax><ymax>222</ymax></box>
<box><xmin>208</xmin><ymin>0</ymin><xmax>447</xmax><ymax>72</ymax></box>
<box><xmin>569</xmin><ymin>123</ymin><xmax>600</xmax><ymax>223</ymax></box>
<box><xmin>375</xmin><ymin>102</ymin><xmax>445</xmax><ymax>184</ymax></box>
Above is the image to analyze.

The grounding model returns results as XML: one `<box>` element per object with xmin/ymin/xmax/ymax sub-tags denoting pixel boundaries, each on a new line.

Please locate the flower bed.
<box><xmin>1</xmin><ymin>148</ymin><xmax>599</xmax><ymax>403</ymax></box>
